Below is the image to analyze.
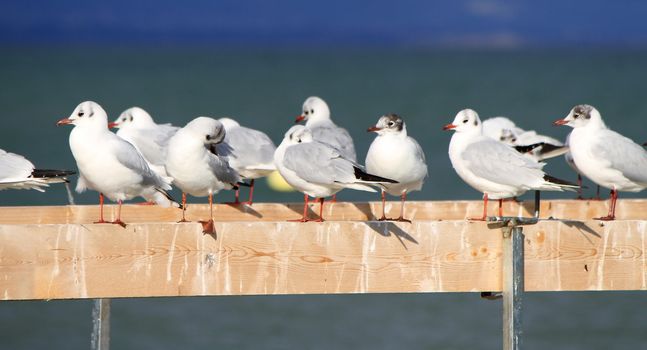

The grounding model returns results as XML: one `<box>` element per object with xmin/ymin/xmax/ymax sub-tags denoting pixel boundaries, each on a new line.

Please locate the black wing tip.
<box><xmin>514</xmin><ymin>142</ymin><xmax>544</xmax><ymax>154</ymax></box>
<box><xmin>544</xmin><ymin>174</ymin><xmax>579</xmax><ymax>187</ymax></box>
<box><xmin>156</xmin><ymin>188</ymin><xmax>183</xmax><ymax>209</ymax></box>
<box><xmin>353</xmin><ymin>166</ymin><xmax>398</xmax><ymax>184</ymax></box>
<box><xmin>31</xmin><ymin>169</ymin><xmax>76</xmax><ymax>178</ymax></box>
<box><xmin>236</xmin><ymin>181</ymin><xmax>251</xmax><ymax>188</ymax></box>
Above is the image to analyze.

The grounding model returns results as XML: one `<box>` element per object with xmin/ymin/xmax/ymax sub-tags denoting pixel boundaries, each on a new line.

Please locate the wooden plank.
<box><xmin>1</xmin><ymin>199</ymin><xmax>647</xmax><ymax>225</ymax></box>
<box><xmin>0</xmin><ymin>218</ymin><xmax>646</xmax><ymax>300</ymax></box>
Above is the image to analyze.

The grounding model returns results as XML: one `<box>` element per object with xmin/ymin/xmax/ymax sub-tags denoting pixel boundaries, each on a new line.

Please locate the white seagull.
<box><xmin>444</xmin><ymin>109</ymin><xmax>576</xmax><ymax>220</ymax></box>
<box><xmin>295</xmin><ymin>96</ymin><xmax>357</xmax><ymax>162</ymax></box>
<box><xmin>110</xmin><ymin>107</ymin><xmax>179</xmax><ymax>177</ymax></box>
<box><xmin>274</xmin><ymin>125</ymin><xmax>396</xmax><ymax>222</ymax></box>
<box><xmin>554</xmin><ymin>104</ymin><xmax>647</xmax><ymax>220</ymax></box>
<box><xmin>0</xmin><ymin>149</ymin><xmax>75</xmax><ymax>191</ymax></box>
<box><xmin>366</xmin><ymin>114</ymin><xmax>428</xmax><ymax>222</ymax></box>
<box><xmin>483</xmin><ymin>116</ymin><xmax>568</xmax><ymax>161</ymax></box>
<box><xmin>216</xmin><ymin>117</ymin><xmax>276</xmax><ymax>205</ymax></box>
<box><xmin>166</xmin><ymin>117</ymin><xmax>241</xmax><ymax>234</ymax></box>
<box><xmin>57</xmin><ymin>101</ymin><xmax>178</xmax><ymax>227</ymax></box>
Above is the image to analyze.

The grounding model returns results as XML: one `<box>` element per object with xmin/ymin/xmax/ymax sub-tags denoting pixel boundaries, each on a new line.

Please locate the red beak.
<box><xmin>56</xmin><ymin>117</ymin><xmax>73</xmax><ymax>126</ymax></box>
<box><xmin>295</xmin><ymin>115</ymin><xmax>305</xmax><ymax>123</ymax></box>
<box><xmin>367</xmin><ymin>126</ymin><xmax>381</xmax><ymax>132</ymax></box>
<box><xmin>553</xmin><ymin>119</ymin><xmax>569</xmax><ymax>126</ymax></box>
<box><xmin>108</xmin><ymin>122</ymin><xmax>119</xmax><ymax>129</ymax></box>
<box><xmin>442</xmin><ymin>123</ymin><xmax>457</xmax><ymax>131</ymax></box>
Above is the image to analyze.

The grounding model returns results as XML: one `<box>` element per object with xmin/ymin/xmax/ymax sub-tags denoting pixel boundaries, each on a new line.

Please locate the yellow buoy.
<box><xmin>266</xmin><ymin>170</ymin><xmax>294</xmax><ymax>192</ymax></box>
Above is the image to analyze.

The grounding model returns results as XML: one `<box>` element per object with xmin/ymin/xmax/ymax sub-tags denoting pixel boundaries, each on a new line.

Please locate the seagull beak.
<box><xmin>553</xmin><ymin>119</ymin><xmax>569</xmax><ymax>126</ymax></box>
<box><xmin>442</xmin><ymin>123</ymin><xmax>457</xmax><ymax>131</ymax></box>
<box><xmin>56</xmin><ymin>117</ymin><xmax>73</xmax><ymax>126</ymax></box>
<box><xmin>108</xmin><ymin>122</ymin><xmax>119</xmax><ymax>129</ymax></box>
<box><xmin>367</xmin><ymin>126</ymin><xmax>381</xmax><ymax>132</ymax></box>
<box><xmin>295</xmin><ymin>115</ymin><xmax>305</xmax><ymax>123</ymax></box>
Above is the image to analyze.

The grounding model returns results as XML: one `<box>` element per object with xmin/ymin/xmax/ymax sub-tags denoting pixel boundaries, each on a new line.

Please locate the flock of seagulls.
<box><xmin>2</xmin><ymin>97</ymin><xmax>647</xmax><ymax>232</ymax></box>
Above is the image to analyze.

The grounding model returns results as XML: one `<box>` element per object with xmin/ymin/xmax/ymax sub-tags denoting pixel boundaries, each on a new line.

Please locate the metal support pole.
<box><xmin>502</xmin><ymin>225</ymin><xmax>524</xmax><ymax>350</ymax></box>
<box><xmin>91</xmin><ymin>298</ymin><xmax>111</xmax><ymax>350</ymax></box>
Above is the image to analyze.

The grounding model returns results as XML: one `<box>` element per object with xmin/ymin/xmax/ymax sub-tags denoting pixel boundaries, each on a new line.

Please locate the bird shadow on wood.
<box><xmin>224</xmin><ymin>203</ymin><xmax>263</xmax><ymax>218</ymax></box>
<box><xmin>350</xmin><ymin>202</ymin><xmax>375</xmax><ymax>221</ymax></box>
<box><xmin>364</xmin><ymin>221</ymin><xmax>419</xmax><ymax>250</ymax></box>
<box><xmin>556</xmin><ymin>220</ymin><xmax>601</xmax><ymax>244</ymax></box>
<box><xmin>284</xmin><ymin>203</ymin><xmax>318</xmax><ymax>220</ymax></box>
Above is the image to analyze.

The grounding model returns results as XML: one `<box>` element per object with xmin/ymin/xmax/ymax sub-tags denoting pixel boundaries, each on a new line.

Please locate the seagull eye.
<box><xmin>78</xmin><ymin>111</ymin><xmax>84</xmax><ymax>117</ymax></box>
<box><xmin>462</xmin><ymin>119</ymin><xmax>468</xmax><ymax>124</ymax></box>
<box><xmin>206</xmin><ymin>135</ymin><xmax>211</xmax><ymax>141</ymax></box>
<box><xmin>304</xmin><ymin>111</ymin><xmax>309</xmax><ymax>115</ymax></box>
<box><xmin>388</xmin><ymin>121</ymin><xmax>394</xmax><ymax>127</ymax></box>
<box><xmin>573</xmin><ymin>114</ymin><xmax>579</xmax><ymax>119</ymax></box>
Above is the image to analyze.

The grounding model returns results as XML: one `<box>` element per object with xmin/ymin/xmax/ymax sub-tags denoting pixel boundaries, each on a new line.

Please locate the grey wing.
<box><xmin>219</xmin><ymin>127</ymin><xmax>276</xmax><ymax>167</ymax></box>
<box><xmin>0</xmin><ymin>149</ymin><xmax>33</xmax><ymax>181</ymax></box>
<box><xmin>130</xmin><ymin>126</ymin><xmax>178</xmax><ymax>166</ymax></box>
<box><xmin>207</xmin><ymin>152</ymin><xmax>241</xmax><ymax>184</ymax></box>
<box><xmin>283</xmin><ymin>142</ymin><xmax>356</xmax><ymax>185</ymax></box>
<box><xmin>462</xmin><ymin>140</ymin><xmax>546</xmax><ymax>187</ymax></box>
<box><xmin>593</xmin><ymin>130</ymin><xmax>647</xmax><ymax>184</ymax></box>
<box><xmin>312</xmin><ymin>126</ymin><xmax>357</xmax><ymax>162</ymax></box>
<box><xmin>112</xmin><ymin>137</ymin><xmax>167</xmax><ymax>188</ymax></box>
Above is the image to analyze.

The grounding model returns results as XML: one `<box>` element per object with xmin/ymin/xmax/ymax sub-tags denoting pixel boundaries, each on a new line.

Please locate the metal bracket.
<box><xmin>91</xmin><ymin>298</ymin><xmax>111</xmax><ymax>350</ymax></box>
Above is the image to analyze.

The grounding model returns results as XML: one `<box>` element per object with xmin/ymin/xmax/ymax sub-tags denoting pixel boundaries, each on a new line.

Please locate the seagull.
<box><xmin>110</xmin><ymin>107</ymin><xmax>179</xmax><ymax>177</ymax></box>
<box><xmin>216</xmin><ymin>117</ymin><xmax>276</xmax><ymax>205</ymax></box>
<box><xmin>57</xmin><ymin>101</ymin><xmax>178</xmax><ymax>227</ymax></box>
<box><xmin>365</xmin><ymin>114</ymin><xmax>428</xmax><ymax>222</ymax></box>
<box><xmin>483</xmin><ymin>116</ymin><xmax>568</xmax><ymax>161</ymax></box>
<box><xmin>0</xmin><ymin>149</ymin><xmax>75</xmax><ymax>191</ymax></box>
<box><xmin>554</xmin><ymin>104</ymin><xmax>647</xmax><ymax>220</ymax></box>
<box><xmin>166</xmin><ymin>117</ymin><xmax>241</xmax><ymax>234</ymax></box>
<box><xmin>444</xmin><ymin>109</ymin><xmax>576</xmax><ymax>220</ymax></box>
<box><xmin>274</xmin><ymin>125</ymin><xmax>397</xmax><ymax>222</ymax></box>
<box><xmin>295</xmin><ymin>96</ymin><xmax>357</xmax><ymax>162</ymax></box>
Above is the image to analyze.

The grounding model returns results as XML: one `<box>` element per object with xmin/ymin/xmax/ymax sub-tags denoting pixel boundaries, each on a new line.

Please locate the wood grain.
<box><xmin>0</xmin><ymin>217</ymin><xmax>646</xmax><ymax>300</ymax></box>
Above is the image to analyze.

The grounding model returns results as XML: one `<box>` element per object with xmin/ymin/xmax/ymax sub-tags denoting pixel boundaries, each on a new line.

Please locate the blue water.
<box><xmin>1</xmin><ymin>47</ymin><xmax>647</xmax><ymax>349</ymax></box>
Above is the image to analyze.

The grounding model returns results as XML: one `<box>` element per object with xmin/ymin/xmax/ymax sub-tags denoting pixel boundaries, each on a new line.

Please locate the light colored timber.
<box><xmin>0</xmin><ymin>200</ymin><xmax>646</xmax><ymax>300</ymax></box>
<box><xmin>1</xmin><ymin>199</ymin><xmax>647</xmax><ymax>225</ymax></box>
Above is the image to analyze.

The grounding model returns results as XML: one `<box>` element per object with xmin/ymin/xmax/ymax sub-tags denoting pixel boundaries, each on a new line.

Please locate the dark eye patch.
<box><xmin>78</xmin><ymin>111</ymin><xmax>84</xmax><ymax>117</ymax></box>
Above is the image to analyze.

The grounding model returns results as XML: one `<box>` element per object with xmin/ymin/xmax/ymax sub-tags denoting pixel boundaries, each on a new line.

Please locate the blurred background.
<box><xmin>1</xmin><ymin>1</ymin><xmax>647</xmax><ymax>349</ymax></box>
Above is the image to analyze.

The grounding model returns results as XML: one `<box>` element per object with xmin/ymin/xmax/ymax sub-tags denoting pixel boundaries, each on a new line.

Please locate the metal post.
<box><xmin>502</xmin><ymin>225</ymin><xmax>524</xmax><ymax>350</ymax></box>
<box><xmin>91</xmin><ymin>298</ymin><xmax>111</xmax><ymax>350</ymax></box>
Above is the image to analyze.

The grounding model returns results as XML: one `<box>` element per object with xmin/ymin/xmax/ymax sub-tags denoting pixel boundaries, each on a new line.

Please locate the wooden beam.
<box><xmin>0</xmin><ymin>205</ymin><xmax>646</xmax><ymax>300</ymax></box>
<box><xmin>1</xmin><ymin>199</ymin><xmax>646</xmax><ymax>224</ymax></box>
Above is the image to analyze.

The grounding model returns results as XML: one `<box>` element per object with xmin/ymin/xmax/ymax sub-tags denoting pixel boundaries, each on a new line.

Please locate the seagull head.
<box><xmin>554</xmin><ymin>104</ymin><xmax>605</xmax><ymax>129</ymax></box>
<box><xmin>295</xmin><ymin>96</ymin><xmax>330</xmax><ymax>124</ymax></box>
<box><xmin>283</xmin><ymin>125</ymin><xmax>313</xmax><ymax>145</ymax></box>
<box><xmin>110</xmin><ymin>107</ymin><xmax>155</xmax><ymax>129</ymax></box>
<box><xmin>184</xmin><ymin>117</ymin><xmax>226</xmax><ymax>145</ymax></box>
<box><xmin>443</xmin><ymin>109</ymin><xmax>482</xmax><ymax>134</ymax></box>
<box><xmin>57</xmin><ymin>101</ymin><xmax>108</xmax><ymax>128</ymax></box>
<box><xmin>368</xmin><ymin>113</ymin><xmax>406</xmax><ymax>135</ymax></box>
<box><xmin>218</xmin><ymin>117</ymin><xmax>240</xmax><ymax>131</ymax></box>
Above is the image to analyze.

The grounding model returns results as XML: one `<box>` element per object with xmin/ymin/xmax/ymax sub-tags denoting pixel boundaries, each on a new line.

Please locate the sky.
<box><xmin>1</xmin><ymin>0</ymin><xmax>647</xmax><ymax>48</ymax></box>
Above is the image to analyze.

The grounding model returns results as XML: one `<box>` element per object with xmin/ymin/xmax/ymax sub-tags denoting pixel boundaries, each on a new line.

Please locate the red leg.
<box><xmin>378</xmin><ymin>190</ymin><xmax>388</xmax><ymax>221</ymax></box>
<box><xmin>396</xmin><ymin>191</ymin><xmax>411</xmax><ymax>222</ymax></box>
<box><xmin>178</xmin><ymin>193</ymin><xmax>188</xmax><ymax>223</ymax></box>
<box><xmin>470</xmin><ymin>193</ymin><xmax>488</xmax><ymax>221</ymax></box>
<box><xmin>112</xmin><ymin>200</ymin><xmax>127</xmax><ymax>228</ymax></box>
<box><xmin>289</xmin><ymin>194</ymin><xmax>311</xmax><ymax>222</ymax></box>
<box><xmin>200</xmin><ymin>193</ymin><xmax>216</xmax><ymax>234</ymax></box>
<box><xmin>94</xmin><ymin>193</ymin><xmax>108</xmax><ymax>224</ymax></box>
<box><xmin>244</xmin><ymin>179</ymin><xmax>255</xmax><ymax>205</ymax></box>
<box><xmin>595</xmin><ymin>189</ymin><xmax>617</xmax><ymax>221</ymax></box>
<box><xmin>498</xmin><ymin>198</ymin><xmax>503</xmax><ymax>218</ymax></box>
<box><xmin>313</xmin><ymin>197</ymin><xmax>325</xmax><ymax>222</ymax></box>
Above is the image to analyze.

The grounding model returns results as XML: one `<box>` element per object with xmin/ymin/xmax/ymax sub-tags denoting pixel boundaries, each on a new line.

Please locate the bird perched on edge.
<box><xmin>165</xmin><ymin>117</ymin><xmax>241</xmax><ymax>234</ymax></box>
<box><xmin>57</xmin><ymin>101</ymin><xmax>179</xmax><ymax>227</ymax></box>
<box><xmin>366</xmin><ymin>114</ymin><xmax>428</xmax><ymax>222</ymax></box>
<box><xmin>274</xmin><ymin>125</ymin><xmax>397</xmax><ymax>222</ymax></box>
<box><xmin>295</xmin><ymin>96</ymin><xmax>357</xmax><ymax>162</ymax></box>
<box><xmin>554</xmin><ymin>104</ymin><xmax>647</xmax><ymax>220</ymax></box>
<box><xmin>482</xmin><ymin>116</ymin><xmax>568</xmax><ymax>161</ymax></box>
<box><xmin>110</xmin><ymin>107</ymin><xmax>179</xmax><ymax>178</ymax></box>
<box><xmin>0</xmin><ymin>148</ymin><xmax>75</xmax><ymax>191</ymax></box>
<box><xmin>216</xmin><ymin>117</ymin><xmax>276</xmax><ymax>205</ymax></box>
<box><xmin>444</xmin><ymin>109</ymin><xmax>576</xmax><ymax>220</ymax></box>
